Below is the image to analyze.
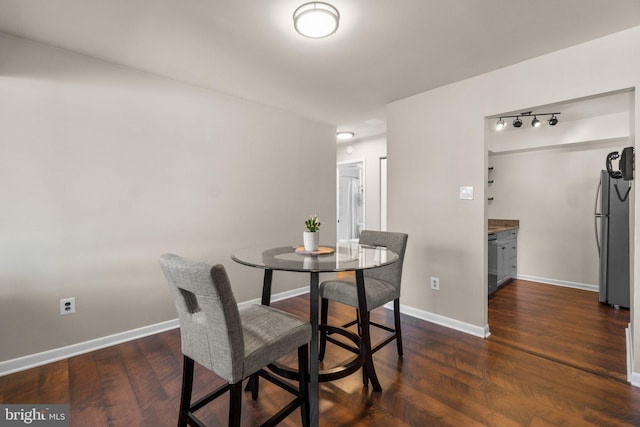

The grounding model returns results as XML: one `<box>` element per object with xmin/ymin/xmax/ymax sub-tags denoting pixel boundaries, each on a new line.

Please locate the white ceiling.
<box><xmin>1</xmin><ymin>0</ymin><xmax>640</xmax><ymax>140</ymax></box>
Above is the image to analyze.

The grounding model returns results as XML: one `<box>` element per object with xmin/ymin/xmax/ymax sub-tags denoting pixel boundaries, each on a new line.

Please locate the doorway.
<box><xmin>485</xmin><ymin>89</ymin><xmax>635</xmax><ymax>380</ymax></box>
<box><xmin>486</xmin><ymin>90</ymin><xmax>634</xmax><ymax>297</ymax></box>
<box><xmin>337</xmin><ymin>160</ymin><xmax>365</xmax><ymax>242</ymax></box>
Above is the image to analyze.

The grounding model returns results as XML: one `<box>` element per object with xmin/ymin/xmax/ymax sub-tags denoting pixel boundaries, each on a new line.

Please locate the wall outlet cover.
<box><xmin>60</xmin><ymin>297</ymin><xmax>76</xmax><ymax>315</ymax></box>
<box><xmin>459</xmin><ymin>186</ymin><xmax>474</xmax><ymax>200</ymax></box>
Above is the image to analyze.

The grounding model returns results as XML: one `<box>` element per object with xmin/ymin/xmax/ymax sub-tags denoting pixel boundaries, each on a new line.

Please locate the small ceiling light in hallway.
<box><xmin>293</xmin><ymin>2</ymin><xmax>340</xmax><ymax>39</ymax></box>
<box><xmin>336</xmin><ymin>131</ymin><xmax>355</xmax><ymax>140</ymax></box>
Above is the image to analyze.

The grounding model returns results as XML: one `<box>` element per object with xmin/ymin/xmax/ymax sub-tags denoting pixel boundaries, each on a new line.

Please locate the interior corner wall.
<box><xmin>387</xmin><ymin>24</ymin><xmax>640</xmax><ymax>373</ymax></box>
<box><xmin>0</xmin><ymin>34</ymin><xmax>336</xmax><ymax>362</ymax></box>
<box><xmin>336</xmin><ymin>135</ymin><xmax>387</xmax><ymax>231</ymax></box>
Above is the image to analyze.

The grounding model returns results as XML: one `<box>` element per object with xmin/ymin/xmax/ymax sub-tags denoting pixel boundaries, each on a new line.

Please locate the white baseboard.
<box><xmin>517</xmin><ymin>274</ymin><xmax>598</xmax><ymax>292</ymax></box>
<box><xmin>383</xmin><ymin>302</ymin><xmax>489</xmax><ymax>338</ymax></box>
<box><xmin>0</xmin><ymin>286</ymin><xmax>311</xmax><ymax>377</ymax></box>
<box><xmin>0</xmin><ymin>319</ymin><xmax>180</xmax><ymax>377</ymax></box>
<box><xmin>627</xmin><ymin>323</ymin><xmax>639</xmax><ymax>387</ymax></box>
<box><xmin>246</xmin><ymin>286</ymin><xmax>310</xmax><ymax>305</ymax></box>
<box><xmin>631</xmin><ymin>372</ymin><xmax>640</xmax><ymax>388</ymax></box>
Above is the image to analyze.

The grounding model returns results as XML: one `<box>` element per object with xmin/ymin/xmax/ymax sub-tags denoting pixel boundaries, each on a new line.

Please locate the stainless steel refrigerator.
<box><xmin>595</xmin><ymin>170</ymin><xmax>630</xmax><ymax>308</ymax></box>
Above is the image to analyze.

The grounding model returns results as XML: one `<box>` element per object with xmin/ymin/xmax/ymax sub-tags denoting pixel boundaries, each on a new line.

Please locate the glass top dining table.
<box><xmin>232</xmin><ymin>242</ymin><xmax>399</xmax><ymax>273</ymax></box>
<box><xmin>232</xmin><ymin>242</ymin><xmax>399</xmax><ymax>427</ymax></box>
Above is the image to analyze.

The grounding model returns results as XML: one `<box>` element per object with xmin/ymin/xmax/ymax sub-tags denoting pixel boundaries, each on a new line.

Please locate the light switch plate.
<box><xmin>459</xmin><ymin>186</ymin><xmax>474</xmax><ymax>200</ymax></box>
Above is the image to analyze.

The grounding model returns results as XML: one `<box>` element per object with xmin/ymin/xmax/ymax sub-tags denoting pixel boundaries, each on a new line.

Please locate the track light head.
<box><xmin>496</xmin><ymin>118</ymin><xmax>506</xmax><ymax>131</ymax></box>
<box><xmin>548</xmin><ymin>114</ymin><xmax>558</xmax><ymax>126</ymax></box>
<box><xmin>531</xmin><ymin>116</ymin><xmax>541</xmax><ymax>127</ymax></box>
<box><xmin>513</xmin><ymin>117</ymin><xmax>522</xmax><ymax>128</ymax></box>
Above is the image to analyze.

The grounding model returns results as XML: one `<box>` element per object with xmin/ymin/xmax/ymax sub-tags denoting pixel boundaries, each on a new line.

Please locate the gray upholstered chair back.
<box><xmin>159</xmin><ymin>254</ymin><xmax>244</xmax><ymax>383</ymax></box>
<box><xmin>360</xmin><ymin>230</ymin><xmax>408</xmax><ymax>291</ymax></box>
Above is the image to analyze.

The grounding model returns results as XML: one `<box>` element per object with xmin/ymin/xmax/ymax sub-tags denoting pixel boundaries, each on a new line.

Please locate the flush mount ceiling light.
<box><xmin>293</xmin><ymin>2</ymin><xmax>340</xmax><ymax>39</ymax></box>
<box><xmin>336</xmin><ymin>131</ymin><xmax>355</xmax><ymax>140</ymax></box>
<box><xmin>495</xmin><ymin>111</ymin><xmax>561</xmax><ymax>131</ymax></box>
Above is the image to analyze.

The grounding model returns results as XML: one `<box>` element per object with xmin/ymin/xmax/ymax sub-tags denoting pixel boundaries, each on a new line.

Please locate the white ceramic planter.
<box><xmin>303</xmin><ymin>231</ymin><xmax>319</xmax><ymax>252</ymax></box>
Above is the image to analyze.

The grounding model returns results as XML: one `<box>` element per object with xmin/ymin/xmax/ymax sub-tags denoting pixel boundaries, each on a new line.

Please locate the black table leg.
<box><xmin>355</xmin><ymin>270</ymin><xmax>382</xmax><ymax>392</ymax></box>
<box><xmin>309</xmin><ymin>271</ymin><xmax>319</xmax><ymax>427</ymax></box>
<box><xmin>261</xmin><ymin>269</ymin><xmax>273</xmax><ymax>306</ymax></box>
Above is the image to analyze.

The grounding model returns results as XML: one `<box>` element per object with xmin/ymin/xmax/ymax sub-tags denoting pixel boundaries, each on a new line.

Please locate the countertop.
<box><xmin>488</xmin><ymin>219</ymin><xmax>519</xmax><ymax>234</ymax></box>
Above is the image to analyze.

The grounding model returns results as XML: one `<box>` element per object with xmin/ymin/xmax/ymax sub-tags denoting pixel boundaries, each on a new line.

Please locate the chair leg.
<box><xmin>247</xmin><ymin>374</ymin><xmax>259</xmax><ymax>400</ymax></box>
<box><xmin>394</xmin><ymin>298</ymin><xmax>404</xmax><ymax>357</ymax></box>
<box><xmin>319</xmin><ymin>298</ymin><xmax>329</xmax><ymax>361</ymax></box>
<box><xmin>229</xmin><ymin>382</ymin><xmax>243</xmax><ymax>427</ymax></box>
<box><xmin>178</xmin><ymin>356</ymin><xmax>194</xmax><ymax>427</ymax></box>
<box><xmin>298</xmin><ymin>344</ymin><xmax>310</xmax><ymax>427</ymax></box>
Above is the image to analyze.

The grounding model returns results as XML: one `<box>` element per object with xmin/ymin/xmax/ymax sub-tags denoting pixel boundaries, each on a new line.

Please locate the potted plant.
<box><xmin>303</xmin><ymin>214</ymin><xmax>321</xmax><ymax>252</ymax></box>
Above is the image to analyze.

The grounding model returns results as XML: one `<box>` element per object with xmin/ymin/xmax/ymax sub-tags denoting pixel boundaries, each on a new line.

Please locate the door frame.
<box><xmin>337</xmin><ymin>159</ymin><xmax>366</xmax><ymax>242</ymax></box>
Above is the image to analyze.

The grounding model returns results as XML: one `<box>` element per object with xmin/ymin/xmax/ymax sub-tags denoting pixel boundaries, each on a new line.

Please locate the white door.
<box><xmin>337</xmin><ymin>161</ymin><xmax>365</xmax><ymax>242</ymax></box>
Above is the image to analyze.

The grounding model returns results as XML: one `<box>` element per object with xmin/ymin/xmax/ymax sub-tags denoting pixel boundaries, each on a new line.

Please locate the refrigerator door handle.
<box><xmin>594</xmin><ymin>179</ymin><xmax>603</xmax><ymax>255</ymax></box>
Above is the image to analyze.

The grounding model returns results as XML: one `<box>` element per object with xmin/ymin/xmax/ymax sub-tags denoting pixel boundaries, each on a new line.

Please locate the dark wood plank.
<box><xmin>68</xmin><ymin>352</ymin><xmax>109</xmax><ymax>426</ymax></box>
<box><xmin>488</xmin><ymin>279</ymin><xmax>629</xmax><ymax>382</ymax></box>
<box><xmin>116</xmin><ymin>339</ymin><xmax>176</xmax><ymax>427</ymax></box>
<box><xmin>0</xmin><ymin>359</ymin><xmax>69</xmax><ymax>404</ymax></box>
<box><xmin>91</xmin><ymin>346</ymin><xmax>147</xmax><ymax>426</ymax></box>
<box><xmin>1</xmin><ymin>279</ymin><xmax>639</xmax><ymax>426</ymax></box>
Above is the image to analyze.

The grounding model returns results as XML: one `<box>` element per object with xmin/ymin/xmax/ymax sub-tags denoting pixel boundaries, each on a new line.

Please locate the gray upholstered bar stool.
<box><xmin>159</xmin><ymin>254</ymin><xmax>311</xmax><ymax>427</ymax></box>
<box><xmin>319</xmin><ymin>231</ymin><xmax>408</xmax><ymax>361</ymax></box>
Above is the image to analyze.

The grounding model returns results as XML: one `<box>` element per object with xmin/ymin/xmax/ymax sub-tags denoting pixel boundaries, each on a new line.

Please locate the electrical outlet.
<box><xmin>60</xmin><ymin>297</ymin><xmax>76</xmax><ymax>315</ymax></box>
<box><xmin>430</xmin><ymin>277</ymin><xmax>440</xmax><ymax>291</ymax></box>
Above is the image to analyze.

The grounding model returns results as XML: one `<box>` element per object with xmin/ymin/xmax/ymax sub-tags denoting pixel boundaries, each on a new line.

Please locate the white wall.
<box><xmin>388</xmin><ymin>26</ymin><xmax>640</xmax><ymax>376</ymax></box>
<box><xmin>0</xmin><ymin>34</ymin><xmax>336</xmax><ymax>362</ymax></box>
<box><xmin>337</xmin><ymin>135</ymin><xmax>387</xmax><ymax>231</ymax></box>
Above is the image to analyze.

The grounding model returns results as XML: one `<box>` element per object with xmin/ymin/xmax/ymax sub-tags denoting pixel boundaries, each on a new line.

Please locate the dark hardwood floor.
<box><xmin>1</xmin><ymin>279</ymin><xmax>638</xmax><ymax>426</ymax></box>
<box><xmin>488</xmin><ymin>279</ymin><xmax>630</xmax><ymax>383</ymax></box>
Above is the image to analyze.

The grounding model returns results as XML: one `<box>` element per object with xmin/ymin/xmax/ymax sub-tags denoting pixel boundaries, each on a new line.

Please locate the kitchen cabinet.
<box><xmin>488</xmin><ymin>228</ymin><xmax>518</xmax><ymax>295</ymax></box>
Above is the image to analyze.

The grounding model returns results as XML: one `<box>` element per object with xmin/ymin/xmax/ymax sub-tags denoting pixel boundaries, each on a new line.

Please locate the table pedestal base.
<box><xmin>267</xmin><ymin>325</ymin><xmax>364</xmax><ymax>383</ymax></box>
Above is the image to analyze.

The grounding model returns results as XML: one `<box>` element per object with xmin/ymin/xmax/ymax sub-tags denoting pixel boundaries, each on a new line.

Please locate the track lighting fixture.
<box><xmin>495</xmin><ymin>111</ymin><xmax>561</xmax><ymax>130</ymax></box>
<box><xmin>531</xmin><ymin>116</ymin><xmax>540</xmax><ymax>127</ymax></box>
